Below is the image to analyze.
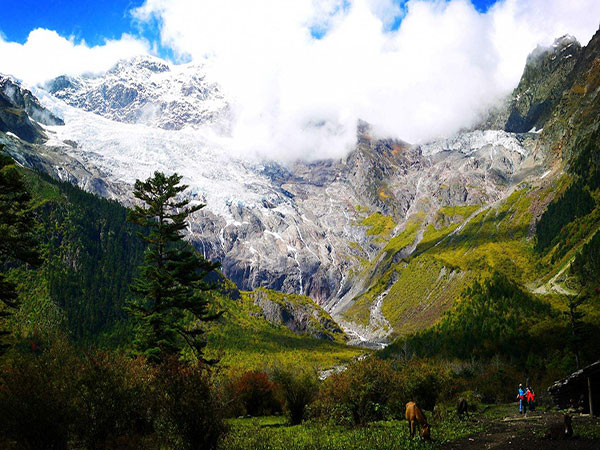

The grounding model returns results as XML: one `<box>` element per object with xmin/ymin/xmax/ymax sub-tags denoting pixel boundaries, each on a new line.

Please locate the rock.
<box><xmin>251</xmin><ymin>289</ymin><xmax>345</xmax><ymax>341</ymax></box>
<box><xmin>0</xmin><ymin>76</ymin><xmax>64</xmax><ymax>127</ymax></box>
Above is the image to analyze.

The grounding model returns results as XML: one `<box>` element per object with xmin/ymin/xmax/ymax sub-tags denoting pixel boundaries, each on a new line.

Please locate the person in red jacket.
<box><xmin>525</xmin><ymin>387</ymin><xmax>536</xmax><ymax>411</ymax></box>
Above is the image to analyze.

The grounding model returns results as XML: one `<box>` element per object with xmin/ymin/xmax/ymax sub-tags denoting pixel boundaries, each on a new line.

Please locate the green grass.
<box><xmin>219</xmin><ymin>414</ymin><xmax>484</xmax><ymax>449</ymax></box>
<box><xmin>576</xmin><ymin>420</ymin><xmax>600</xmax><ymax>440</ymax></box>
<box><xmin>342</xmin><ymin>186</ymin><xmax>592</xmax><ymax>334</ymax></box>
<box><xmin>205</xmin><ymin>291</ymin><xmax>364</xmax><ymax>371</ymax></box>
<box><xmin>362</xmin><ymin>213</ymin><xmax>397</xmax><ymax>238</ymax></box>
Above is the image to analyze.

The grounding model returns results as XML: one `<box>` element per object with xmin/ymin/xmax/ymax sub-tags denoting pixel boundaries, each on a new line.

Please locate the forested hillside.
<box><xmin>5</xmin><ymin>166</ymin><xmax>146</xmax><ymax>345</ymax></box>
<box><xmin>1</xmin><ymin>150</ymin><xmax>358</xmax><ymax>368</ymax></box>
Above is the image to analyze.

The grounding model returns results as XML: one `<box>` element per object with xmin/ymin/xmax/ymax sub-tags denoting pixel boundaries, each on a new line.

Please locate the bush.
<box><xmin>471</xmin><ymin>363</ymin><xmax>522</xmax><ymax>403</ymax></box>
<box><xmin>73</xmin><ymin>351</ymin><xmax>153</xmax><ymax>449</ymax></box>
<box><xmin>152</xmin><ymin>357</ymin><xmax>225</xmax><ymax>449</ymax></box>
<box><xmin>313</xmin><ymin>357</ymin><xmax>402</xmax><ymax>426</ymax></box>
<box><xmin>0</xmin><ymin>340</ymin><xmax>78</xmax><ymax>450</ymax></box>
<box><xmin>271</xmin><ymin>366</ymin><xmax>319</xmax><ymax>425</ymax></box>
<box><xmin>0</xmin><ymin>340</ymin><xmax>227</xmax><ymax>449</ymax></box>
<box><xmin>229</xmin><ymin>370</ymin><xmax>280</xmax><ymax>417</ymax></box>
<box><xmin>313</xmin><ymin>357</ymin><xmax>455</xmax><ymax>426</ymax></box>
<box><xmin>398</xmin><ymin>359</ymin><xmax>454</xmax><ymax>411</ymax></box>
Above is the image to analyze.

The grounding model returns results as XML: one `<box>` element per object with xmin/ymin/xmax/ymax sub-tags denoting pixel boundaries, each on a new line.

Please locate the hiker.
<box><xmin>517</xmin><ymin>384</ymin><xmax>526</xmax><ymax>414</ymax></box>
<box><xmin>526</xmin><ymin>387</ymin><xmax>536</xmax><ymax>411</ymax></box>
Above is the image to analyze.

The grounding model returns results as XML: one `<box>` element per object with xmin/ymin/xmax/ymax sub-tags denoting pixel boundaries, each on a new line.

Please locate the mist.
<box><xmin>134</xmin><ymin>0</ymin><xmax>600</xmax><ymax>161</ymax></box>
<box><xmin>1</xmin><ymin>0</ymin><xmax>599</xmax><ymax>162</ymax></box>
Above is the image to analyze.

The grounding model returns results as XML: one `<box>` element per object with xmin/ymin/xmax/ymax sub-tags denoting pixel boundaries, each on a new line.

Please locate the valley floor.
<box><xmin>445</xmin><ymin>406</ymin><xmax>600</xmax><ymax>450</ymax></box>
<box><xmin>219</xmin><ymin>405</ymin><xmax>600</xmax><ymax>449</ymax></box>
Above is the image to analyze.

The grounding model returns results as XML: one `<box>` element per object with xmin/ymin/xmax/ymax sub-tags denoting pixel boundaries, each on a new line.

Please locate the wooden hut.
<box><xmin>548</xmin><ymin>361</ymin><xmax>600</xmax><ymax>415</ymax></box>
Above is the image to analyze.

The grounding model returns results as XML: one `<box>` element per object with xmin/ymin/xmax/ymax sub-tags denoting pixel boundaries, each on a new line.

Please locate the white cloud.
<box><xmin>1</xmin><ymin>1</ymin><xmax>599</xmax><ymax>162</ymax></box>
<box><xmin>0</xmin><ymin>28</ymin><xmax>148</xmax><ymax>85</ymax></box>
<box><xmin>132</xmin><ymin>0</ymin><xmax>600</xmax><ymax>161</ymax></box>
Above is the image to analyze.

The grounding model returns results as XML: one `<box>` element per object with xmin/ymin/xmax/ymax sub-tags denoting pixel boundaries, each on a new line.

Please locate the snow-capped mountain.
<box><xmin>1</xmin><ymin>62</ymin><xmax>538</xmax><ymax>307</ymax></box>
<box><xmin>44</xmin><ymin>56</ymin><xmax>230</xmax><ymax>132</ymax></box>
<box><xmin>5</xmin><ymin>26</ymin><xmax>594</xmax><ymax>342</ymax></box>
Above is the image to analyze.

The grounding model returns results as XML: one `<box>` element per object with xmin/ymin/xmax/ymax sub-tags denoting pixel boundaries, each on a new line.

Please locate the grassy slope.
<box><xmin>205</xmin><ymin>289</ymin><xmax>363</xmax><ymax>370</ymax></box>
<box><xmin>344</xmin><ymin>182</ymin><xmax>600</xmax><ymax>338</ymax></box>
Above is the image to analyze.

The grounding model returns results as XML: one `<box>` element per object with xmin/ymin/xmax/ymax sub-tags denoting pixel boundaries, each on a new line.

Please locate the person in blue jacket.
<box><xmin>517</xmin><ymin>384</ymin><xmax>526</xmax><ymax>414</ymax></box>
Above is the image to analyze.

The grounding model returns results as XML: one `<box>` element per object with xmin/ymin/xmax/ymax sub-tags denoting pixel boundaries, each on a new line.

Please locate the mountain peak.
<box><xmin>525</xmin><ymin>35</ymin><xmax>581</xmax><ymax>68</ymax></box>
<box><xmin>491</xmin><ymin>34</ymin><xmax>583</xmax><ymax>133</ymax></box>
<box><xmin>107</xmin><ymin>55</ymin><xmax>171</xmax><ymax>76</ymax></box>
<box><xmin>44</xmin><ymin>55</ymin><xmax>230</xmax><ymax>131</ymax></box>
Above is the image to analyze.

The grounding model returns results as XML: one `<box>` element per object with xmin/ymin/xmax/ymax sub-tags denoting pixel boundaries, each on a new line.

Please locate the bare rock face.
<box><xmin>0</xmin><ymin>76</ymin><xmax>64</xmax><ymax>127</ymax></box>
<box><xmin>0</xmin><ymin>76</ymin><xmax>64</xmax><ymax>143</ymax></box>
<box><xmin>251</xmin><ymin>289</ymin><xmax>345</xmax><ymax>341</ymax></box>
<box><xmin>479</xmin><ymin>35</ymin><xmax>582</xmax><ymax>133</ymax></box>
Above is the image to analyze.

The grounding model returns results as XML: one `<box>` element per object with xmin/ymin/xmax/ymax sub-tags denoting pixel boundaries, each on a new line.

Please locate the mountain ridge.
<box><xmin>1</xmin><ymin>27</ymin><xmax>599</xmax><ymax>345</ymax></box>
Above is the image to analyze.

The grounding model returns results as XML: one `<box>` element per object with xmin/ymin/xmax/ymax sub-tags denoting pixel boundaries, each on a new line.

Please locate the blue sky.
<box><xmin>0</xmin><ymin>0</ymin><xmax>145</xmax><ymax>44</ymax></box>
<box><xmin>0</xmin><ymin>0</ymin><xmax>500</xmax><ymax>56</ymax></box>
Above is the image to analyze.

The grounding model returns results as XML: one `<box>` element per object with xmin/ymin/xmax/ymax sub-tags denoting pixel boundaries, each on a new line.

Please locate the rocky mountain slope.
<box><xmin>480</xmin><ymin>34</ymin><xmax>582</xmax><ymax>133</ymax></box>
<box><xmin>339</xmin><ymin>29</ymin><xmax>600</xmax><ymax>344</ymax></box>
<box><xmin>1</xmin><ymin>28</ymin><xmax>598</xmax><ymax>345</ymax></box>
<box><xmin>0</xmin><ymin>76</ymin><xmax>63</xmax><ymax>143</ymax></box>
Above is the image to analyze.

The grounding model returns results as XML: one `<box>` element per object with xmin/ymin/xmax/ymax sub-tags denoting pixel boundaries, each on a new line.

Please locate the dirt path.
<box><xmin>445</xmin><ymin>410</ymin><xmax>600</xmax><ymax>450</ymax></box>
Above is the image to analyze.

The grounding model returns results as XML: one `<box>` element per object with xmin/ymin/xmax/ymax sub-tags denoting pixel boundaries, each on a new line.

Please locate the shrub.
<box><xmin>0</xmin><ymin>340</ymin><xmax>78</xmax><ymax>450</ymax></box>
<box><xmin>471</xmin><ymin>363</ymin><xmax>522</xmax><ymax>403</ymax></box>
<box><xmin>314</xmin><ymin>357</ymin><xmax>402</xmax><ymax>426</ymax></box>
<box><xmin>271</xmin><ymin>366</ymin><xmax>319</xmax><ymax>425</ymax></box>
<box><xmin>229</xmin><ymin>370</ymin><xmax>280</xmax><ymax>417</ymax></box>
<box><xmin>398</xmin><ymin>359</ymin><xmax>454</xmax><ymax>411</ymax></box>
<box><xmin>152</xmin><ymin>357</ymin><xmax>225</xmax><ymax>449</ymax></box>
<box><xmin>313</xmin><ymin>357</ymin><xmax>455</xmax><ymax>426</ymax></box>
<box><xmin>72</xmin><ymin>351</ymin><xmax>154</xmax><ymax>449</ymax></box>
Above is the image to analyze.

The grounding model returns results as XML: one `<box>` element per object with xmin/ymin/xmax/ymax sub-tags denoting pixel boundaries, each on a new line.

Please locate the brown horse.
<box><xmin>405</xmin><ymin>402</ymin><xmax>430</xmax><ymax>440</ymax></box>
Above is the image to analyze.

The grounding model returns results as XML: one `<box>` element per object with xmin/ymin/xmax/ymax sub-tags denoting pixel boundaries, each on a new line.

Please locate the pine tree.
<box><xmin>126</xmin><ymin>171</ymin><xmax>220</xmax><ymax>363</ymax></box>
<box><xmin>0</xmin><ymin>149</ymin><xmax>41</xmax><ymax>354</ymax></box>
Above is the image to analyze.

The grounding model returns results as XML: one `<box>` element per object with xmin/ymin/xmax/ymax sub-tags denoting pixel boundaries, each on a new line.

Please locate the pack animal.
<box><xmin>544</xmin><ymin>414</ymin><xmax>573</xmax><ymax>440</ymax></box>
<box><xmin>457</xmin><ymin>398</ymin><xmax>469</xmax><ymax>419</ymax></box>
<box><xmin>405</xmin><ymin>402</ymin><xmax>430</xmax><ymax>440</ymax></box>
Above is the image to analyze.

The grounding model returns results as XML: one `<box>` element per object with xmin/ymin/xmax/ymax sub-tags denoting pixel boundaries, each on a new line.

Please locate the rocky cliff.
<box><xmin>250</xmin><ymin>288</ymin><xmax>345</xmax><ymax>342</ymax></box>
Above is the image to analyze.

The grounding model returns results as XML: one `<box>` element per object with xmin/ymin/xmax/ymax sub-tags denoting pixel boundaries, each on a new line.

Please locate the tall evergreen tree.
<box><xmin>126</xmin><ymin>171</ymin><xmax>220</xmax><ymax>363</ymax></box>
<box><xmin>0</xmin><ymin>149</ymin><xmax>41</xmax><ymax>354</ymax></box>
